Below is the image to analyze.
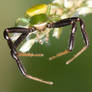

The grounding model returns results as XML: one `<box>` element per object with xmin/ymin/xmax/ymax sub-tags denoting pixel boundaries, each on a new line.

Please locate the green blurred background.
<box><xmin>0</xmin><ymin>0</ymin><xmax>92</xmax><ymax>92</ymax></box>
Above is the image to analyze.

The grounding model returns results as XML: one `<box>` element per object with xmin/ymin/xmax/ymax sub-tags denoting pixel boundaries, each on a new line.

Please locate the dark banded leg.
<box><xmin>4</xmin><ymin>27</ymin><xmax>53</xmax><ymax>85</ymax></box>
<box><xmin>66</xmin><ymin>18</ymin><xmax>89</xmax><ymax>64</ymax></box>
<box><xmin>47</xmin><ymin>17</ymin><xmax>89</xmax><ymax>64</ymax></box>
<box><xmin>49</xmin><ymin>22</ymin><xmax>77</xmax><ymax>60</ymax></box>
<box><xmin>13</xmin><ymin>29</ymin><xmax>44</xmax><ymax>57</ymax></box>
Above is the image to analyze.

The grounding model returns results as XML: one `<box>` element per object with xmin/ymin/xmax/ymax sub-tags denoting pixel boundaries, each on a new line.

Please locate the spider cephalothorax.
<box><xmin>4</xmin><ymin>4</ymin><xmax>89</xmax><ymax>85</ymax></box>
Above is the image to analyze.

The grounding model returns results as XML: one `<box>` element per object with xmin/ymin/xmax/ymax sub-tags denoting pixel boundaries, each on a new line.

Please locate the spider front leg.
<box><xmin>3</xmin><ymin>27</ymin><xmax>53</xmax><ymax>85</ymax></box>
<box><xmin>47</xmin><ymin>17</ymin><xmax>89</xmax><ymax>64</ymax></box>
<box><xmin>49</xmin><ymin>22</ymin><xmax>77</xmax><ymax>60</ymax></box>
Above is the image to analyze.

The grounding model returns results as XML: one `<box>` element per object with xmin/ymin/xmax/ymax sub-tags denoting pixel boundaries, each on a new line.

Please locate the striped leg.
<box><xmin>4</xmin><ymin>27</ymin><xmax>53</xmax><ymax>85</ymax></box>
<box><xmin>47</xmin><ymin>17</ymin><xmax>89</xmax><ymax>64</ymax></box>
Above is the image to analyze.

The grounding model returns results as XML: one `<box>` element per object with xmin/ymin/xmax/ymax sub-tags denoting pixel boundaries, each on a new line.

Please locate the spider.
<box><xmin>4</xmin><ymin>4</ymin><xmax>89</xmax><ymax>85</ymax></box>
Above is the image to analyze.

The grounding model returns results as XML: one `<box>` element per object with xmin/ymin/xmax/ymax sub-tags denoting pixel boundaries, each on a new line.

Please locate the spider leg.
<box><xmin>36</xmin><ymin>33</ymin><xmax>43</xmax><ymax>44</ymax></box>
<box><xmin>18</xmin><ymin>53</ymin><xmax>44</xmax><ymax>57</ymax></box>
<box><xmin>66</xmin><ymin>18</ymin><xmax>89</xmax><ymax>64</ymax></box>
<box><xmin>45</xmin><ymin>29</ymin><xmax>50</xmax><ymax>42</ymax></box>
<box><xmin>47</xmin><ymin>17</ymin><xmax>89</xmax><ymax>64</ymax></box>
<box><xmin>49</xmin><ymin>22</ymin><xmax>77</xmax><ymax>60</ymax></box>
<box><xmin>4</xmin><ymin>27</ymin><xmax>53</xmax><ymax>85</ymax></box>
<box><xmin>13</xmin><ymin>29</ymin><xmax>44</xmax><ymax>57</ymax></box>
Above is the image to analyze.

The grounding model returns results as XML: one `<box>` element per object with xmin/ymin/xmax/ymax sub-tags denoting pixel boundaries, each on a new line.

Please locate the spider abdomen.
<box><xmin>26</xmin><ymin>4</ymin><xmax>48</xmax><ymax>17</ymax></box>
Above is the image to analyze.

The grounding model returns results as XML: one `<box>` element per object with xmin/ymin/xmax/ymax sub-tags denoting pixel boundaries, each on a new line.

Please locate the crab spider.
<box><xmin>4</xmin><ymin>4</ymin><xmax>89</xmax><ymax>85</ymax></box>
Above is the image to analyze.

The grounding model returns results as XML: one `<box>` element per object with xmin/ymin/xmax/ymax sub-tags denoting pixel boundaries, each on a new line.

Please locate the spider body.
<box><xmin>26</xmin><ymin>4</ymin><xmax>49</xmax><ymax>28</ymax></box>
<box><xmin>29</xmin><ymin>14</ymin><xmax>48</xmax><ymax>31</ymax></box>
<box><xmin>4</xmin><ymin>3</ymin><xmax>89</xmax><ymax>85</ymax></box>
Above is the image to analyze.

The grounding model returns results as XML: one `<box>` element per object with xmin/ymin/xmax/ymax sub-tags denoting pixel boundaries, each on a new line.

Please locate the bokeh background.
<box><xmin>0</xmin><ymin>0</ymin><xmax>92</xmax><ymax>92</ymax></box>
